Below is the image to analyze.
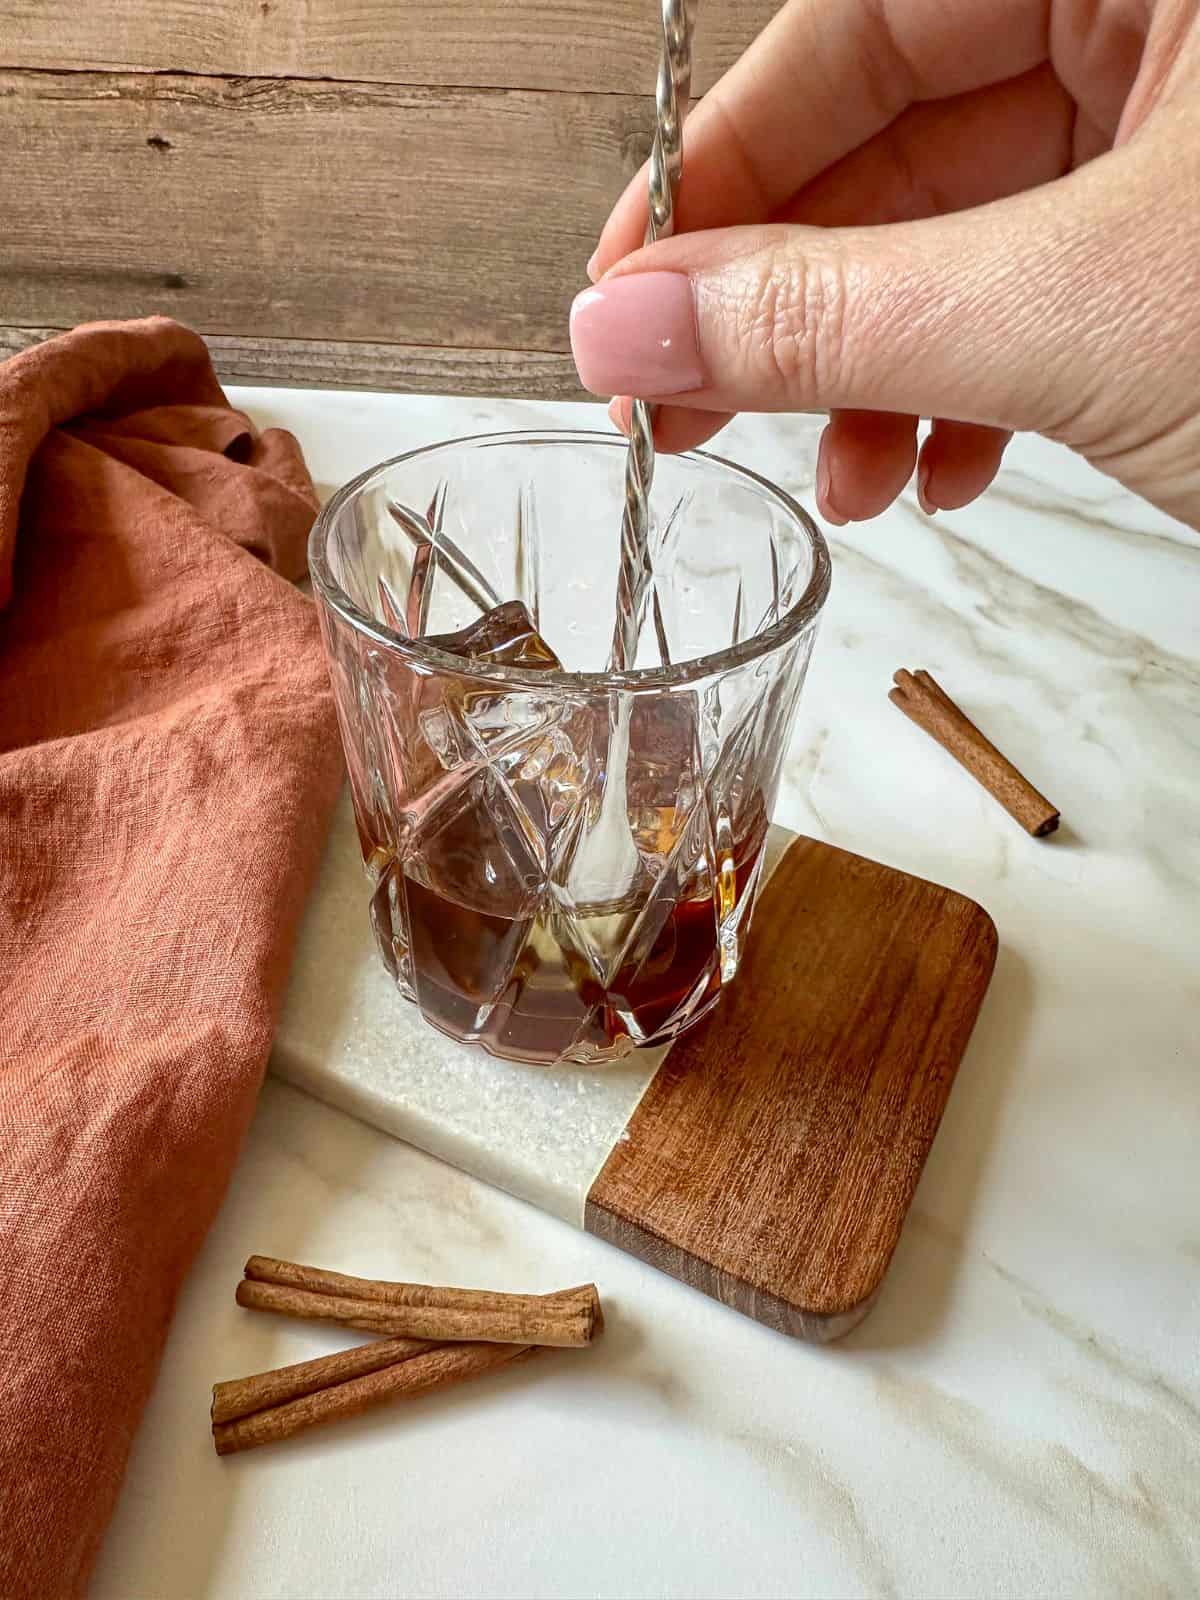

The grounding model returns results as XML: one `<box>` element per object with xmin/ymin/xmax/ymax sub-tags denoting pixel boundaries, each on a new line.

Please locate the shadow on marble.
<box><xmin>92</xmin><ymin>1293</ymin><xmax>249</xmax><ymax>1600</ymax></box>
<box><xmin>148</xmin><ymin>1447</ymin><xmax>239</xmax><ymax>1600</ymax></box>
<box><xmin>842</xmin><ymin>941</ymin><xmax>1033</xmax><ymax>1352</ymax></box>
<box><xmin>1047</xmin><ymin>820</ymin><xmax>1087</xmax><ymax>853</ymax></box>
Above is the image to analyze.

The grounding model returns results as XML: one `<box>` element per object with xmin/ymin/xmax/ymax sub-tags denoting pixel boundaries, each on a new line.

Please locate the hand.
<box><xmin>570</xmin><ymin>0</ymin><xmax>1200</xmax><ymax>530</ymax></box>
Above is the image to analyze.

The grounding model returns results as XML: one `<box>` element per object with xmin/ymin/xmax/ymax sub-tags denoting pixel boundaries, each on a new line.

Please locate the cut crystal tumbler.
<box><xmin>310</xmin><ymin>431</ymin><xmax>830</xmax><ymax>1065</ymax></box>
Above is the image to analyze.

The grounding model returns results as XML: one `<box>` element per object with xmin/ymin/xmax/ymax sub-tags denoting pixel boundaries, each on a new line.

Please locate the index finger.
<box><xmin>589</xmin><ymin>0</ymin><xmax>1049</xmax><ymax>276</ymax></box>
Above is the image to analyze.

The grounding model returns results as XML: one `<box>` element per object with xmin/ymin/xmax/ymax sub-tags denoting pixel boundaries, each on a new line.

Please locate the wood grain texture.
<box><xmin>0</xmin><ymin>1</ymin><xmax>780</xmax><ymax>93</ymax></box>
<box><xmin>0</xmin><ymin>69</ymin><xmax>647</xmax><ymax>353</ymax></box>
<box><xmin>0</xmin><ymin>326</ymin><xmax>588</xmax><ymax>397</ymax></box>
<box><xmin>1</xmin><ymin>4</ymin><xmax>781</xmax><ymax>390</ymax></box>
<box><xmin>586</xmin><ymin>838</ymin><xmax>998</xmax><ymax>1342</ymax></box>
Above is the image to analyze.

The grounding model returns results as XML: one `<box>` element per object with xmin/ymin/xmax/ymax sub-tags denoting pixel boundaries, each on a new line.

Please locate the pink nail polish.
<box><xmin>569</xmin><ymin>274</ymin><xmax>705</xmax><ymax>398</ymax></box>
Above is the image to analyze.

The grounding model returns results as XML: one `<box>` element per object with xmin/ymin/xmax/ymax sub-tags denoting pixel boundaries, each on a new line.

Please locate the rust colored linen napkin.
<box><xmin>0</xmin><ymin>319</ymin><xmax>343</xmax><ymax>1596</ymax></box>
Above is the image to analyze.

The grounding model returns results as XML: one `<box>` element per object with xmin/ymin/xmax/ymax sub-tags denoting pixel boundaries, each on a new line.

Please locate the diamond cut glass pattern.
<box><xmin>310</xmin><ymin>431</ymin><xmax>830</xmax><ymax>1065</ymax></box>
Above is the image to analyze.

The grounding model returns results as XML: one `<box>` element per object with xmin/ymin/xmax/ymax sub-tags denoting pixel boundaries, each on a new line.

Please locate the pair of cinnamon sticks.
<box><xmin>213</xmin><ymin>1255</ymin><xmax>602</xmax><ymax>1456</ymax></box>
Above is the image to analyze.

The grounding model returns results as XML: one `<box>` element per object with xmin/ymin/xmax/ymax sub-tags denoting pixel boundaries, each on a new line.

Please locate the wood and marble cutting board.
<box><xmin>273</xmin><ymin>789</ymin><xmax>997</xmax><ymax>1341</ymax></box>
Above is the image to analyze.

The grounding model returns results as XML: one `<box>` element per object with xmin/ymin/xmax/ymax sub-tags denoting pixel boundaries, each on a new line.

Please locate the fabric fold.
<box><xmin>0</xmin><ymin>318</ymin><xmax>343</xmax><ymax>1598</ymax></box>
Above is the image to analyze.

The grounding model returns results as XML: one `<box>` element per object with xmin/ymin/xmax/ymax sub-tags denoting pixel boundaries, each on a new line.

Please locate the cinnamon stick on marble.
<box><xmin>245</xmin><ymin>1255</ymin><xmax>600</xmax><ymax>1318</ymax></box>
<box><xmin>889</xmin><ymin>669</ymin><xmax>1060</xmax><ymax>837</ymax></box>
<box><xmin>212</xmin><ymin>1334</ymin><xmax>438</xmax><ymax>1426</ymax></box>
<box><xmin>213</xmin><ymin>1340</ymin><xmax>533</xmax><ymax>1456</ymax></box>
<box><xmin>237</xmin><ymin>1258</ymin><xmax>601</xmax><ymax>1347</ymax></box>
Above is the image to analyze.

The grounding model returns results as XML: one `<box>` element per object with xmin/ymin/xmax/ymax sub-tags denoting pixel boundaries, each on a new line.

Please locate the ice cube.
<box><xmin>422</xmin><ymin>601</ymin><xmax>562</xmax><ymax>671</ymax></box>
<box><xmin>412</xmin><ymin>603</ymin><xmax>586</xmax><ymax>850</ymax></box>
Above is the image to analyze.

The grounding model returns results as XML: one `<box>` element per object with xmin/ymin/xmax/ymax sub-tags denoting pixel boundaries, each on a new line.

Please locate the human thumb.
<box><xmin>569</xmin><ymin>156</ymin><xmax>1172</xmax><ymax>446</ymax></box>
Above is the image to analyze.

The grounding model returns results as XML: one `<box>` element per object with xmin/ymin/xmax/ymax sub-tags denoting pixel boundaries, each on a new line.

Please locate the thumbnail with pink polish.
<box><xmin>569</xmin><ymin>273</ymin><xmax>705</xmax><ymax>398</ymax></box>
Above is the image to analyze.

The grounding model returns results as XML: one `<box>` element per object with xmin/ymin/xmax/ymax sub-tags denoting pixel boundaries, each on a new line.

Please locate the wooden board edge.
<box><xmin>584</xmin><ymin>854</ymin><xmax>1001</xmax><ymax>1342</ymax></box>
<box><xmin>583</xmin><ymin>1196</ymin><xmax>884</xmax><ymax>1344</ymax></box>
<box><xmin>0</xmin><ymin>325</ymin><xmax>591</xmax><ymax>399</ymax></box>
<box><xmin>811</xmin><ymin>835</ymin><xmax>1003</xmax><ymax>964</ymax></box>
<box><xmin>806</xmin><ymin>891</ymin><xmax>1000</xmax><ymax>1323</ymax></box>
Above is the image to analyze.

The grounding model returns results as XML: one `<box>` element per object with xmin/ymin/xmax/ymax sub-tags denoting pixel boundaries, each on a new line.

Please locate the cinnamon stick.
<box><xmin>245</xmin><ymin>1255</ymin><xmax>600</xmax><ymax>1324</ymax></box>
<box><xmin>889</xmin><ymin>668</ymin><xmax>1060</xmax><ymax>837</ymax></box>
<box><xmin>235</xmin><ymin>1275</ymin><xmax>597</xmax><ymax>1347</ymax></box>
<box><xmin>213</xmin><ymin>1341</ymin><xmax>532</xmax><ymax>1456</ymax></box>
<box><xmin>212</xmin><ymin>1334</ymin><xmax>437</xmax><ymax>1426</ymax></box>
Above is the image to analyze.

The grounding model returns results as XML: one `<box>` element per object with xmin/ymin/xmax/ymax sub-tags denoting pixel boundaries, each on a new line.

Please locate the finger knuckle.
<box><xmin>740</xmin><ymin>245</ymin><xmax>852</xmax><ymax>401</ymax></box>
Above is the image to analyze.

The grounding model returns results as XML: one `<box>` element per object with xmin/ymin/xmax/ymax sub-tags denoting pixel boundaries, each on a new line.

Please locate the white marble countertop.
<box><xmin>93</xmin><ymin>390</ymin><xmax>1200</xmax><ymax>1600</ymax></box>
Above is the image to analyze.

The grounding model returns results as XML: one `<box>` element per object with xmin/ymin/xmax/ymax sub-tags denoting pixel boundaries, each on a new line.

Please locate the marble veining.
<box><xmin>90</xmin><ymin>391</ymin><xmax>1200</xmax><ymax>1600</ymax></box>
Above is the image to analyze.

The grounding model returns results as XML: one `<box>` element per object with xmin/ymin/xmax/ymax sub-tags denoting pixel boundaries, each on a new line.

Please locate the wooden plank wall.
<box><xmin>0</xmin><ymin>2</ymin><xmax>779</xmax><ymax>393</ymax></box>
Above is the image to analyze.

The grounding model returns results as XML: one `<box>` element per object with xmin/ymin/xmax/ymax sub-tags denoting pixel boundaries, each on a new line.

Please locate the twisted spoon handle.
<box><xmin>609</xmin><ymin>0</ymin><xmax>696</xmax><ymax>672</ymax></box>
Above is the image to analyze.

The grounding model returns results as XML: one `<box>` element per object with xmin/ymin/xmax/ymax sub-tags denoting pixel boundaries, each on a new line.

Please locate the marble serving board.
<box><xmin>273</xmin><ymin>790</ymin><xmax>692</xmax><ymax>1230</ymax></box>
<box><xmin>273</xmin><ymin>787</ymin><xmax>997</xmax><ymax>1339</ymax></box>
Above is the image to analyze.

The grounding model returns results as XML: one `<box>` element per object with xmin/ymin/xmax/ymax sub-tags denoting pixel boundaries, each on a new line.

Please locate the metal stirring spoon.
<box><xmin>567</xmin><ymin>1</ymin><xmax>698</xmax><ymax>923</ymax></box>
<box><xmin>610</xmin><ymin>0</ymin><xmax>697</xmax><ymax>674</ymax></box>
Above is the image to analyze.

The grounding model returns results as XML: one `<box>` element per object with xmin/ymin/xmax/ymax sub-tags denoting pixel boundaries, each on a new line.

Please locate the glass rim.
<box><xmin>308</xmin><ymin>428</ymin><xmax>832</xmax><ymax>693</ymax></box>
